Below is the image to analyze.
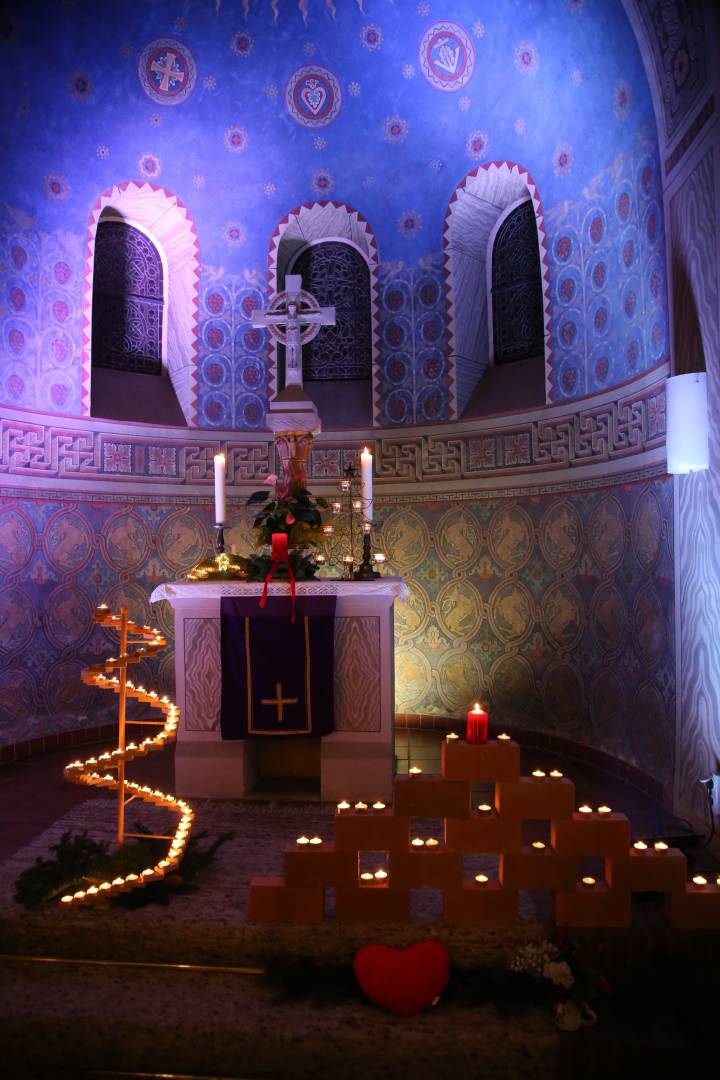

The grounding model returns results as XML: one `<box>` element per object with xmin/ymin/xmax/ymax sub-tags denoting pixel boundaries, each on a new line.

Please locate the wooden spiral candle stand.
<box><xmin>60</xmin><ymin>605</ymin><xmax>194</xmax><ymax>908</ymax></box>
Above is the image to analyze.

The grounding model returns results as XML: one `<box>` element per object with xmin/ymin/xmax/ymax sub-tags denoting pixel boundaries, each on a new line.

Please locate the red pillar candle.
<box><xmin>466</xmin><ymin>702</ymin><xmax>489</xmax><ymax>744</ymax></box>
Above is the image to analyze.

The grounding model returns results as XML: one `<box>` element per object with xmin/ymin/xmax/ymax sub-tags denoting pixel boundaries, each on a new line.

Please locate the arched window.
<box><xmin>290</xmin><ymin>241</ymin><xmax>372</xmax><ymax>382</ymax></box>
<box><xmin>490</xmin><ymin>199</ymin><xmax>545</xmax><ymax>365</ymax></box>
<box><xmin>84</xmin><ymin>182</ymin><xmax>200</xmax><ymax>426</ymax></box>
<box><xmin>91</xmin><ymin>220</ymin><xmax>164</xmax><ymax>375</ymax></box>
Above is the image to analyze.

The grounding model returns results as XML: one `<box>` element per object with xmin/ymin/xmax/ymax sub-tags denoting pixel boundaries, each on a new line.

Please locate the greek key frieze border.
<box><xmin>0</xmin><ymin>376</ymin><xmax>666</xmax><ymax>493</ymax></box>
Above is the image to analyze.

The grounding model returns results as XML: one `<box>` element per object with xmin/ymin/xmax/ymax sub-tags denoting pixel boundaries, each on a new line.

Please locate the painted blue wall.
<box><xmin>0</xmin><ymin>0</ymin><xmax>667</xmax><ymax>426</ymax></box>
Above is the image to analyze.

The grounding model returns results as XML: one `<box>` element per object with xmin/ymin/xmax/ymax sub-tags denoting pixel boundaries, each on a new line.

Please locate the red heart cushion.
<box><xmin>354</xmin><ymin>941</ymin><xmax>450</xmax><ymax>1016</ymax></box>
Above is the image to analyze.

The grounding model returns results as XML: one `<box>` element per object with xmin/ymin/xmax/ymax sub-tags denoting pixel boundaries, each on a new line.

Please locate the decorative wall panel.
<box><xmin>334</xmin><ymin>617</ymin><xmax>381</xmax><ymax>733</ymax></box>
<box><xmin>183</xmin><ymin>618</ymin><xmax>220</xmax><ymax>732</ymax></box>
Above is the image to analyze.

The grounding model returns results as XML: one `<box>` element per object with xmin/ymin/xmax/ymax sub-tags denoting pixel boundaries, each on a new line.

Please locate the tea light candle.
<box><xmin>354</xmin><ymin>801</ymin><xmax>368</xmax><ymax>811</ymax></box>
<box><xmin>466</xmin><ymin>701</ymin><xmax>489</xmax><ymax>745</ymax></box>
<box><xmin>425</xmin><ymin>838</ymin><xmax>439</xmax><ymax>848</ymax></box>
<box><xmin>633</xmin><ymin>841</ymin><xmax>648</xmax><ymax>851</ymax></box>
<box><xmin>549</xmin><ymin>770</ymin><xmax>563</xmax><ymax>780</ymax></box>
<box><xmin>296</xmin><ymin>835</ymin><xmax>310</xmax><ymax>846</ymax></box>
<box><xmin>654</xmin><ymin>841</ymin><xmax>669</xmax><ymax>852</ymax></box>
<box><xmin>581</xmin><ymin>876</ymin><xmax>597</xmax><ymax>888</ymax></box>
<box><xmin>409</xmin><ymin>766</ymin><xmax>422</xmax><ymax>777</ymax></box>
<box><xmin>374</xmin><ymin>869</ymin><xmax>388</xmax><ymax>880</ymax></box>
<box><xmin>332</xmin><ymin>501</ymin><xmax>341</xmax><ymax>514</ymax></box>
<box><xmin>531</xmin><ymin>841</ymin><xmax>546</xmax><ymax>851</ymax></box>
<box><xmin>532</xmin><ymin>769</ymin><xmax>546</xmax><ymax>780</ymax></box>
<box><xmin>446</xmin><ymin>732</ymin><xmax>460</xmax><ymax>742</ymax></box>
<box><xmin>578</xmin><ymin>805</ymin><xmax>593</xmax><ymax>815</ymax></box>
<box><xmin>352</xmin><ymin>499</ymin><xmax>362</xmax><ymax>511</ymax></box>
<box><xmin>597</xmin><ymin>805</ymin><xmax>612</xmax><ymax>815</ymax></box>
<box><xmin>497</xmin><ymin>732</ymin><xmax>511</xmax><ymax>741</ymax></box>
<box><xmin>693</xmin><ymin>875</ymin><xmax>708</xmax><ymax>888</ymax></box>
<box><xmin>477</xmin><ymin>803</ymin><xmax>493</xmax><ymax>814</ymax></box>
<box><xmin>309</xmin><ymin>836</ymin><xmax>322</xmax><ymax>846</ymax></box>
<box><xmin>475</xmin><ymin>874</ymin><xmax>489</xmax><ymax>887</ymax></box>
<box><xmin>411</xmin><ymin>837</ymin><xmax>425</xmax><ymax>848</ymax></box>
<box><xmin>372</xmin><ymin>801</ymin><xmax>386</xmax><ymax>811</ymax></box>
<box><xmin>374</xmin><ymin>552</ymin><xmax>386</xmax><ymax>564</ymax></box>
<box><xmin>337</xmin><ymin>800</ymin><xmax>351</xmax><ymax>812</ymax></box>
<box><xmin>360</xmin><ymin>872</ymin><xmax>374</xmax><ymax>882</ymax></box>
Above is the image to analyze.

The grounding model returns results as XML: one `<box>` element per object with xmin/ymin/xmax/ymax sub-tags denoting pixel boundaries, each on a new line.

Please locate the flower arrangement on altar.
<box><xmin>241</xmin><ymin>473</ymin><xmax>329</xmax><ymax>580</ymax></box>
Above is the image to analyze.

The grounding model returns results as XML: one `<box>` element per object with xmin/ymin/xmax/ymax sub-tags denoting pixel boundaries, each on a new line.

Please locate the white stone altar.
<box><xmin>150</xmin><ymin>578</ymin><xmax>407</xmax><ymax>802</ymax></box>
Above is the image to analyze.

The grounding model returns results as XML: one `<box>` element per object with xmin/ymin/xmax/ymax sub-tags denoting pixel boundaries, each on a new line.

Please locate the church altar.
<box><xmin>150</xmin><ymin>578</ymin><xmax>407</xmax><ymax>802</ymax></box>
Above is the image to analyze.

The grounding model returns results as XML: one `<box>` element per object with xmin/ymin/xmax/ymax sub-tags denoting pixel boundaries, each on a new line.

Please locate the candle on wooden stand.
<box><xmin>466</xmin><ymin>701</ymin><xmax>488</xmax><ymax>744</ymax></box>
<box><xmin>360</xmin><ymin>446</ymin><xmax>373</xmax><ymax>524</ymax></box>
<box><xmin>213</xmin><ymin>452</ymin><xmax>226</xmax><ymax>524</ymax></box>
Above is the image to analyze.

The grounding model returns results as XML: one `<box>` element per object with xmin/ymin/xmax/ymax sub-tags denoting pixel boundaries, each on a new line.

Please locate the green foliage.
<box><xmin>246</xmin><ymin>482</ymin><xmax>327</xmax><ymax>549</ymax></box>
<box><xmin>14</xmin><ymin>825</ymin><xmax>234</xmax><ymax>910</ymax></box>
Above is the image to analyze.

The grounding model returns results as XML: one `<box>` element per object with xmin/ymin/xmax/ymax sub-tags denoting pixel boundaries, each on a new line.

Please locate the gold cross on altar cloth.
<box><xmin>260</xmin><ymin>682</ymin><xmax>299</xmax><ymax>725</ymax></box>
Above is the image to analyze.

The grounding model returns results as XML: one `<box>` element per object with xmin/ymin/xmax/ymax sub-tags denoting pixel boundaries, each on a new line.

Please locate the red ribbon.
<box><xmin>259</xmin><ymin>532</ymin><xmax>296</xmax><ymax>622</ymax></box>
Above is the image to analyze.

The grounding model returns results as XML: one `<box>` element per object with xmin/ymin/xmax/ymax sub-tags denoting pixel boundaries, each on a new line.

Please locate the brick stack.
<box><xmin>248</xmin><ymin>737</ymin><xmax>720</xmax><ymax>928</ymax></box>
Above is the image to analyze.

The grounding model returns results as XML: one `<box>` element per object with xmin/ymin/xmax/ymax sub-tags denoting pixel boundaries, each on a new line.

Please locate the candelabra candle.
<box><xmin>332</xmin><ymin>501</ymin><xmax>341</xmax><ymax>514</ymax></box>
<box><xmin>374</xmin><ymin>552</ymin><xmax>386</xmax><ymax>564</ymax></box>
<box><xmin>352</xmin><ymin>499</ymin><xmax>362</xmax><ymax>511</ymax></box>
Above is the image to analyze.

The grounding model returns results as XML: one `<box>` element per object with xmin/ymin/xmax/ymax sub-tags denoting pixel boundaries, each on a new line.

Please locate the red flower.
<box><xmin>285</xmin><ymin>512</ymin><xmax>295</xmax><ymax>525</ymax></box>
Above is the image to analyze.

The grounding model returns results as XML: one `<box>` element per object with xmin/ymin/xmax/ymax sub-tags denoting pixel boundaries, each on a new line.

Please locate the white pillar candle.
<box><xmin>214</xmin><ymin>453</ymin><xmax>226</xmax><ymax>524</ymax></box>
<box><xmin>360</xmin><ymin>446</ymin><xmax>373</xmax><ymax>524</ymax></box>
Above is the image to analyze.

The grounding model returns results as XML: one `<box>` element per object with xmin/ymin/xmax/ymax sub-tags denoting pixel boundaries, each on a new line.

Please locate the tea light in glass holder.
<box><xmin>343</xmin><ymin>555</ymin><xmax>354</xmax><ymax>566</ymax></box>
<box><xmin>374</xmin><ymin>552</ymin><xmax>386</xmax><ymax>565</ymax></box>
<box><xmin>341</xmin><ymin>479</ymin><xmax>351</xmax><ymax>492</ymax></box>
<box><xmin>332</xmin><ymin>501</ymin><xmax>342</xmax><ymax>514</ymax></box>
<box><xmin>315</xmin><ymin>554</ymin><xmax>326</xmax><ymax>565</ymax></box>
<box><xmin>323</xmin><ymin>525</ymin><xmax>334</xmax><ymax>536</ymax></box>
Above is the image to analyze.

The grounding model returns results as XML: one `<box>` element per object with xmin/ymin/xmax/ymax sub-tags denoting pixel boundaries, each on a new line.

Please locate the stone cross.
<box><xmin>251</xmin><ymin>275</ymin><xmax>335</xmax><ymax>388</ymax></box>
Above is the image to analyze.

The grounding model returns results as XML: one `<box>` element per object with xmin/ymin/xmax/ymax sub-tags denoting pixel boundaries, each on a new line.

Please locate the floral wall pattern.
<box><xmin>0</xmin><ymin>474</ymin><xmax>675</xmax><ymax>793</ymax></box>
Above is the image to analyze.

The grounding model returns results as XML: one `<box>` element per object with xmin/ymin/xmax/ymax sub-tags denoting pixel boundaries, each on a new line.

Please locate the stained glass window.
<box><xmin>491</xmin><ymin>201</ymin><xmax>544</xmax><ymax>365</ymax></box>
<box><xmin>291</xmin><ymin>241</ymin><xmax>372</xmax><ymax>381</ymax></box>
<box><xmin>91</xmin><ymin>221</ymin><xmax>164</xmax><ymax>375</ymax></box>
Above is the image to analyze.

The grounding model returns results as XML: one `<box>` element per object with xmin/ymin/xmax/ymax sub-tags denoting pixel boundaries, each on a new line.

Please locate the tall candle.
<box><xmin>360</xmin><ymin>446</ymin><xmax>373</xmax><ymax>523</ymax></box>
<box><xmin>466</xmin><ymin>701</ymin><xmax>488</xmax><ymax>744</ymax></box>
<box><xmin>214</xmin><ymin>452</ymin><xmax>226</xmax><ymax>523</ymax></box>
